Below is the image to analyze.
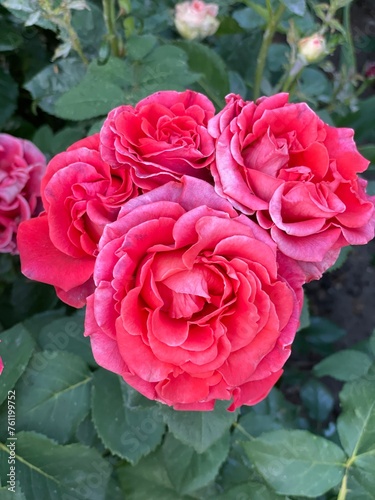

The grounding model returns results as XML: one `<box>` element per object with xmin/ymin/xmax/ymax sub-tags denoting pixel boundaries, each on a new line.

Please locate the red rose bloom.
<box><xmin>18</xmin><ymin>134</ymin><xmax>137</xmax><ymax>307</ymax></box>
<box><xmin>0</xmin><ymin>133</ymin><xmax>46</xmax><ymax>254</ymax></box>
<box><xmin>100</xmin><ymin>90</ymin><xmax>215</xmax><ymax>190</ymax></box>
<box><xmin>85</xmin><ymin>176</ymin><xmax>302</xmax><ymax>411</ymax></box>
<box><xmin>208</xmin><ymin>93</ymin><xmax>375</xmax><ymax>280</ymax></box>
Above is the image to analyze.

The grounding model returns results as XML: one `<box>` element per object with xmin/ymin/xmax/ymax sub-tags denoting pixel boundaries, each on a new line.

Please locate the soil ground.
<box><xmin>305</xmin><ymin>240</ymin><xmax>375</xmax><ymax>346</ymax></box>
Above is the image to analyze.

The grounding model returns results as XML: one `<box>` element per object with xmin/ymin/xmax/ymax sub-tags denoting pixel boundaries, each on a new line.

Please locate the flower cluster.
<box><xmin>18</xmin><ymin>90</ymin><xmax>374</xmax><ymax>411</ymax></box>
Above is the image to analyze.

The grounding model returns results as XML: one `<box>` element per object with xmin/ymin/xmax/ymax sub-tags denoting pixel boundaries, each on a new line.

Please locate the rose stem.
<box><xmin>253</xmin><ymin>1</ymin><xmax>285</xmax><ymax>100</ymax></box>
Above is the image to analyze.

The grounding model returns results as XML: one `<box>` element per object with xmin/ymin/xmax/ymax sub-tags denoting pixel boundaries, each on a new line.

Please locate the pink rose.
<box><xmin>174</xmin><ymin>0</ymin><xmax>220</xmax><ymax>40</ymax></box>
<box><xmin>100</xmin><ymin>90</ymin><xmax>215</xmax><ymax>190</ymax></box>
<box><xmin>0</xmin><ymin>355</ymin><xmax>3</xmax><ymax>375</ymax></box>
<box><xmin>208</xmin><ymin>93</ymin><xmax>375</xmax><ymax>280</ymax></box>
<box><xmin>0</xmin><ymin>133</ymin><xmax>46</xmax><ymax>254</ymax></box>
<box><xmin>18</xmin><ymin>134</ymin><xmax>137</xmax><ymax>308</ymax></box>
<box><xmin>85</xmin><ymin>176</ymin><xmax>302</xmax><ymax>411</ymax></box>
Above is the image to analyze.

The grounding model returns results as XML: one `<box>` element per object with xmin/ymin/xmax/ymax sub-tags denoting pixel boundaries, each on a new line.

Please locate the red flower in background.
<box><xmin>18</xmin><ymin>134</ymin><xmax>138</xmax><ymax>307</ymax></box>
<box><xmin>0</xmin><ymin>133</ymin><xmax>46</xmax><ymax>254</ymax></box>
<box><xmin>208</xmin><ymin>93</ymin><xmax>375</xmax><ymax>281</ymax></box>
<box><xmin>85</xmin><ymin>176</ymin><xmax>303</xmax><ymax>410</ymax></box>
<box><xmin>100</xmin><ymin>90</ymin><xmax>215</xmax><ymax>190</ymax></box>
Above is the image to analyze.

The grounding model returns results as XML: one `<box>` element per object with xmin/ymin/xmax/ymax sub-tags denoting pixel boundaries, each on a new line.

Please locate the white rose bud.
<box><xmin>298</xmin><ymin>33</ymin><xmax>326</xmax><ymax>63</ymax></box>
<box><xmin>174</xmin><ymin>0</ymin><xmax>220</xmax><ymax>41</ymax></box>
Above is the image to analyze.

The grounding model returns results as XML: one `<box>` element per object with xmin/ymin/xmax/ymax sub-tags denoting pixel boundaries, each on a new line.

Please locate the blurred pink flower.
<box><xmin>174</xmin><ymin>0</ymin><xmax>220</xmax><ymax>40</ymax></box>
<box><xmin>0</xmin><ymin>133</ymin><xmax>46</xmax><ymax>254</ymax></box>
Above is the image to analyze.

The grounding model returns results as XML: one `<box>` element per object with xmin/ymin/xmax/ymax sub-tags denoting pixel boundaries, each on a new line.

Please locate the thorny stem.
<box><xmin>253</xmin><ymin>3</ymin><xmax>285</xmax><ymax>100</ymax></box>
<box><xmin>341</xmin><ymin>3</ymin><xmax>356</xmax><ymax>75</ymax></box>
<box><xmin>64</xmin><ymin>14</ymin><xmax>88</xmax><ymax>64</ymax></box>
<box><xmin>282</xmin><ymin>57</ymin><xmax>306</xmax><ymax>93</ymax></box>
<box><xmin>38</xmin><ymin>0</ymin><xmax>88</xmax><ymax>64</ymax></box>
<box><xmin>102</xmin><ymin>0</ymin><xmax>120</xmax><ymax>57</ymax></box>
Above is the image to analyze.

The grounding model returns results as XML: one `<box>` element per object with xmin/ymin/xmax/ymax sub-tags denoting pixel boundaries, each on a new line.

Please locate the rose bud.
<box><xmin>298</xmin><ymin>33</ymin><xmax>326</xmax><ymax>63</ymax></box>
<box><xmin>0</xmin><ymin>133</ymin><xmax>46</xmax><ymax>255</ymax></box>
<box><xmin>174</xmin><ymin>0</ymin><xmax>220</xmax><ymax>41</ymax></box>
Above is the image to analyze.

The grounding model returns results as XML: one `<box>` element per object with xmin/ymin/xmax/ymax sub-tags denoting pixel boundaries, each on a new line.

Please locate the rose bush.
<box><xmin>0</xmin><ymin>133</ymin><xmax>46</xmax><ymax>254</ymax></box>
<box><xmin>100</xmin><ymin>90</ymin><xmax>215</xmax><ymax>190</ymax></box>
<box><xmin>208</xmin><ymin>93</ymin><xmax>375</xmax><ymax>280</ymax></box>
<box><xmin>174</xmin><ymin>0</ymin><xmax>220</xmax><ymax>41</ymax></box>
<box><xmin>17</xmin><ymin>134</ymin><xmax>137</xmax><ymax>307</ymax></box>
<box><xmin>85</xmin><ymin>176</ymin><xmax>303</xmax><ymax>410</ymax></box>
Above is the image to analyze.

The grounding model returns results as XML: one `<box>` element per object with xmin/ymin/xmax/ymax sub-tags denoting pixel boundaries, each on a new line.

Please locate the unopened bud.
<box><xmin>174</xmin><ymin>0</ymin><xmax>219</xmax><ymax>41</ymax></box>
<box><xmin>365</xmin><ymin>62</ymin><xmax>375</xmax><ymax>79</ymax></box>
<box><xmin>298</xmin><ymin>33</ymin><xmax>326</xmax><ymax>63</ymax></box>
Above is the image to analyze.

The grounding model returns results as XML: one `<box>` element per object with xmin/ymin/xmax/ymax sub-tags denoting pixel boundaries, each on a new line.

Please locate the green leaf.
<box><xmin>267</xmin><ymin>44</ymin><xmax>290</xmax><ymax>73</ymax></box>
<box><xmin>161</xmin><ymin>400</ymin><xmax>237</xmax><ymax>454</ymax></box>
<box><xmin>335</xmin><ymin>96</ymin><xmax>375</xmax><ymax>144</ymax></box>
<box><xmin>54</xmin><ymin>80</ymin><xmax>124</xmax><ymax>120</ymax></box>
<box><xmin>125</xmin><ymin>45</ymin><xmax>199</xmax><ymax>104</ymax></box>
<box><xmin>0</xmin><ymin>68</ymin><xmax>18</xmax><ymax>128</ymax></box>
<box><xmin>215</xmin><ymin>482</ymin><xmax>287</xmax><ymax>500</ymax></box>
<box><xmin>75</xmin><ymin>414</ymin><xmax>104</xmax><ymax>450</ymax></box>
<box><xmin>91</xmin><ymin>370</ymin><xmax>165</xmax><ymax>464</ymax></box>
<box><xmin>250</xmin><ymin>387</ymin><xmax>298</xmax><ymax>424</ymax></box>
<box><xmin>243</xmin><ymin>429</ymin><xmax>346</xmax><ymax>497</ymax></box>
<box><xmin>345</xmin><ymin>453</ymin><xmax>375</xmax><ymax>499</ymax></box>
<box><xmin>22</xmin><ymin>310</ymin><xmax>66</xmax><ymax>338</ymax></box>
<box><xmin>71</xmin><ymin>1</ymin><xmax>106</xmax><ymax>57</ymax></box>
<box><xmin>337</xmin><ymin>377</ymin><xmax>375</xmax><ymax>498</ymax></box>
<box><xmin>302</xmin><ymin>317</ymin><xmax>346</xmax><ymax>345</ymax></box>
<box><xmin>359</xmin><ymin>144</ymin><xmax>375</xmax><ymax>166</ymax></box>
<box><xmin>280</xmin><ymin>0</ymin><xmax>306</xmax><ymax>16</ymax></box>
<box><xmin>299</xmin><ymin>67</ymin><xmax>333</xmax><ymax>103</ymax></box>
<box><xmin>337</xmin><ymin>377</ymin><xmax>375</xmax><ymax>457</ymax></box>
<box><xmin>0</xmin><ymin>19</ymin><xmax>23</xmax><ymax>52</ymax></box>
<box><xmin>163</xmin><ymin>433</ymin><xmax>230</xmax><ymax>495</ymax></box>
<box><xmin>234</xmin><ymin>388</ymin><xmax>298</xmax><ymax>438</ymax></box>
<box><xmin>7</xmin><ymin>277</ymin><xmax>59</xmax><ymax>323</ymax></box>
<box><xmin>0</xmin><ymin>485</ymin><xmax>27</xmax><ymax>500</ymax></box>
<box><xmin>369</xmin><ymin>331</ymin><xmax>375</xmax><ymax>358</ymax></box>
<box><xmin>0</xmin><ymin>431</ymin><xmax>111</xmax><ymax>500</ymax></box>
<box><xmin>0</xmin><ymin>324</ymin><xmax>35</xmax><ymax>405</ymax></box>
<box><xmin>314</xmin><ymin>350</ymin><xmax>372</xmax><ymax>382</ymax></box>
<box><xmin>54</xmin><ymin>57</ymin><xmax>137</xmax><ymax>120</ymax></box>
<box><xmin>175</xmin><ymin>41</ymin><xmax>229</xmax><ymax>108</ymax></box>
<box><xmin>32</xmin><ymin>311</ymin><xmax>96</xmax><ymax>367</ymax></box>
<box><xmin>33</xmin><ymin>124</ymin><xmax>85</xmax><ymax>157</ymax></box>
<box><xmin>12</xmin><ymin>351</ymin><xmax>91</xmax><ymax>443</ymax></box>
<box><xmin>232</xmin><ymin>7</ymin><xmax>265</xmax><ymax>31</ymax></box>
<box><xmin>85</xmin><ymin>58</ymin><xmax>134</xmax><ymax>88</ymax></box>
<box><xmin>300</xmin><ymin>379</ymin><xmax>334</xmax><ymax>421</ymax></box>
<box><xmin>328</xmin><ymin>245</ymin><xmax>352</xmax><ymax>272</ymax></box>
<box><xmin>0</xmin><ymin>0</ymin><xmax>55</xmax><ymax>30</ymax></box>
<box><xmin>126</xmin><ymin>34</ymin><xmax>157</xmax><ymax>61</ymax></box>
<box><xmin>105</xmin><ymin>476</ymin><xmax>124</xmax><ymax>500</ymax></box>
<box><xmin>117</xmin><ymin>448</ymin><xmax>192</xmax><ymax>500</ymax></box>
<box><xmin>24</xmin><ymin>58</ymin><xmax>86</xmax><ymax>115</ymax></box>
